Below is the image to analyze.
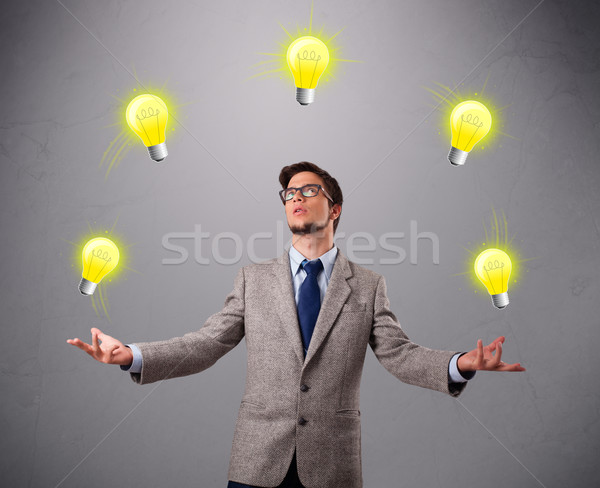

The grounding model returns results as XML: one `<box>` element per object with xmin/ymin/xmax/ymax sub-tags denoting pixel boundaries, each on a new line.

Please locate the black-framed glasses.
<box><xmin>279</xmin><ymin>184</ymin><xmax>334</xmax><ymax>204</ymax></box>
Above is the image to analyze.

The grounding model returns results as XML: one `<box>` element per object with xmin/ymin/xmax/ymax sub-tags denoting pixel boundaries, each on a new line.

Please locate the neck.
<box><xmin>292</xmin><ymin>232</ymin><xmax>334</xmax><ymax>260</ymax></box>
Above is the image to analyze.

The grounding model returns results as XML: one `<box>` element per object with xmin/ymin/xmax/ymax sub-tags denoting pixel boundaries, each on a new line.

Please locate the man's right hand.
<box><xmin>67</xmin><ymin>328</ymin><xmax>133</xmax><ymax>366</ymax></box>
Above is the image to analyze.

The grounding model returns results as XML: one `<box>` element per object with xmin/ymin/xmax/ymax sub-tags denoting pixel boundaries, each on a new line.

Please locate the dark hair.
<box><xmin>279</xmin><ymin>161</ymin><xmax>343</xmax><ymax>233</ymax></box>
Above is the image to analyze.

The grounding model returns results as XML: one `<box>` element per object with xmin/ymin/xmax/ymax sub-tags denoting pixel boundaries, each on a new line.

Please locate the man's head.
<box><xmin>279</xmin><ymin>162</ymin><xmax>343</xmax><ymax>236</ymax></box>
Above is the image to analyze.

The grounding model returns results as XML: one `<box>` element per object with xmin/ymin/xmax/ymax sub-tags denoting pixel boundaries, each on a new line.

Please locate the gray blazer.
<box><xmin>129</xmin><ymin>250</ymin><xmax>466</xmax><ymax>488</ymax></box>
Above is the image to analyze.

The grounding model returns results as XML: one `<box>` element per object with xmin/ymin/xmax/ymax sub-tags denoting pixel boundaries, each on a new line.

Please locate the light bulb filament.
<box><xmin>461</xmin><ymin>113</ymin><xmax>484</xmax><ymax>128</ymax></box>
<box><xmin>483</xmin><ymin>264</ymin><xmax>504</xmax><ymax>294</ymax></box>
<box><xmin>89</xmin><ymin>248</ymin><xmax>113</xmax><ymax>281</ymax></box>
<box><xmin>484</xmin><ymin>259</ymin><xmax>504</xmax><ymax>271</ymax></box>
<box><xmin>457</xmin><ymin>113</ymin><xmax>486</xmax><ymax>150</ymax></box>
<box><xmin>92</xmin><ymin>248</ymin><xmax>112</xmax><ymax>261</ymax></box>
<box><xmin>135</xmin><ymin>107</ymin><xmax>162</xmax><ymax>144</ymax></box>
<box><xmin>296</xmin><ymin>51</ymin><xmax>322</xmax><ymax>87</ymax></box>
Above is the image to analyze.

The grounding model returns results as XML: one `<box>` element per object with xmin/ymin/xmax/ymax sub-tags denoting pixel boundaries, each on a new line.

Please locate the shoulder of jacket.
<box><xmin>340</xmin><ymin>252</ymin><xmax>383</xmax><ymax>283</ymax></box>
<box><xmin>242</xmin><ymin>256</ymin><xmax>280</xmax><ymax>272</ymax></box>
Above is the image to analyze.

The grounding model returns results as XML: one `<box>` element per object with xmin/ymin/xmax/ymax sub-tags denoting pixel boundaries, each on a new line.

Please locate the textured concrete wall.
<box><xmin>1</xmin><ymin>0</ymin><xmax>599</xmax><ymax>486</ymax></box>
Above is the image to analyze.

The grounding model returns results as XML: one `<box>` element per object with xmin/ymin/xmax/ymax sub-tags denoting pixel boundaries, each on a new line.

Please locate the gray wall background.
<box><xmin>1</xmin><ymin>0</ymin><xmax>599</xmax><ymax>487</ymax></box>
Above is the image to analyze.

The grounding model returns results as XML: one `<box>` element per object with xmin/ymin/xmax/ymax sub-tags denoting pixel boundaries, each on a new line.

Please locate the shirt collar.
<box><xmin>289</xmin><ymin>244</ymin><xmax>338</xmax><ymax>279</ymax></box>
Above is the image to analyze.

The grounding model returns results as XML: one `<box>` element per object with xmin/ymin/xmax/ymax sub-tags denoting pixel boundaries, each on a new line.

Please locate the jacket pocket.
<box><xmin>335</xmin><ymin>408</ymin><xmax>361</xmax><ymax>418</ymax></box>
<box><xmin>341</xmin><ymin>302</ymin><xmax>366</xmax><ymax>312</ymax></box>
<box><xmin>241</xmin><ymin>400</ymin><xmax>266</xmax><ymax>410</ymax></box>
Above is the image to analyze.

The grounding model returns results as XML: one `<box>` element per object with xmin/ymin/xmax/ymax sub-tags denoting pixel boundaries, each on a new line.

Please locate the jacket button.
<box><xmin>300</xmin><ymin>384</ymin><xmax>309</xmax><ymax>392</ymax></box>
<box><xmin>298</xmin><ymin>417</ymin><xmax>308</xmax><ymax>426</ymax></box>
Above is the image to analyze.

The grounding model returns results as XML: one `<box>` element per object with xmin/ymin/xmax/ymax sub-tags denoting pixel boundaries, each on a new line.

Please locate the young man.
<box><xmin>68</xmin><ymin>162</ymin><xmax>524</xmax><ymax>488</ymax></box>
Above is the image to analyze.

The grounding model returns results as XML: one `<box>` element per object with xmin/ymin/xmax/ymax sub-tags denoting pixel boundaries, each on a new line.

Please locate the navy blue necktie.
<box><xmin>297</xmin><ymin>259</ymin><xmax>324</xmax><ymax>356</ymax></box>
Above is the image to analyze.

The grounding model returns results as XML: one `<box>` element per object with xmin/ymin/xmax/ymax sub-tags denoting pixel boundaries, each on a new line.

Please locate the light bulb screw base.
<box><xmin>79</xmin><ymin>278</ymin><xmax>97</xmax><ymax>296</ymax></box>
<box><xmin>491</xmin><ymin>292</ymin><xmax>509</xmax><ymax>309</ymax></box>
<box><xmin>448</xmin><ymin>146</ymin><xmax>468</xmax><ymax>166</ymax></box>
<box><xmin>296</xmin><ymin>88</ymin><xmax>315</xmax><ymax>106</ymax></box>
<box><xmin>147</xmin><ymin>142</ymin><xmax>168</xmax><ymax>162</ymax></box>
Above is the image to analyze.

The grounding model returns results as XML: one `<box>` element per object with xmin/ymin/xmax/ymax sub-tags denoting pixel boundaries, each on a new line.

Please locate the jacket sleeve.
<box><xmin>369</xmin><ymin>275</ymin><xmax>466</xmax><ymax>397</ymax></box>
<box><xmin>128</xmin><ymin>267</ymin><xmax>246</xmax><ymax>385</ymax></box>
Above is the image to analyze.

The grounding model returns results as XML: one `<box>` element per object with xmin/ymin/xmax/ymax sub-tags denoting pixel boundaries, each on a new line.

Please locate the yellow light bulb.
<box><xmin>474</xmin><ymin>248</ymin><xmax>512</xmax><ymax>309</ymax></box>
<box><xmin>79</xmin><ymin>238</ymin><xmax>120</xmax><ymax>296</ymax></box>
<box><xmin>448</xmin><ymin>100</ymin><xmax>492</xmax><ymax>166</ymax></box>
<box><xmin>286</xmin><ymin>36</ymin><xmax>330</xmax><ymax>105</ymax></box>
<box><xmin>126</xmin><ymin>94</ymin><xmax>169</xmax><ymax>162</ymax></box>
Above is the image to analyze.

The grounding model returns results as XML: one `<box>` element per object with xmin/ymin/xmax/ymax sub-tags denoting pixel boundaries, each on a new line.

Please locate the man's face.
<box><xmin>284</xmin><ymin>171</ymin><xmax>334</xmax><ymax>236</ymax></box>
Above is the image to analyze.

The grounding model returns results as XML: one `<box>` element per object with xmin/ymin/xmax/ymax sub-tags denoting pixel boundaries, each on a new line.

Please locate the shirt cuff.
<box><xmin>120</xmin><ymin>344</ymin><xmax>142</xmax><ymax>373</ymax></box>
<box><xmin>449</xmin><ymin>352</ymin><xmax>476</xmax><ymax>383</ymax></box>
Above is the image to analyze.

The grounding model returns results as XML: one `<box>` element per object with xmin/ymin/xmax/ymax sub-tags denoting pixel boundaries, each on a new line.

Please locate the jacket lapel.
<box><xmin>272</xmin><ymin>251</ymin><xmax>305</xmax><ymax>364</ymax></box>
<box><xmin>304</xmin><ymin>251</ymin><xmax>352</xmax><ymax>365</ymax></box>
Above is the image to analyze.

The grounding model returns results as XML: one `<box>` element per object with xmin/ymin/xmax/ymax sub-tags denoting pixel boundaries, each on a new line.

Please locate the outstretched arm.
<box><xmin>457</xmin><ymin>336</ymin><xmax>525</xmax><ymax>373</ymax></box>
<box><xmin>369</xmin><ymin>275</ymin><xmax>464</xmax><ymax>396</ymax></box>
<box><xmin>67</xmin><ymin>267</ymin><xmax>246</xmax><ymax>385</ymax></box>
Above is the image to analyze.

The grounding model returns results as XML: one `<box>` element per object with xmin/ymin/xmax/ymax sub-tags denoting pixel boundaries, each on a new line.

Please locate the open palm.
<box><xmin>458</xmin><ymin>336</ymin><xmax>526</xmax><ymax>373</ymax></box>
<box><xmin>67</xmin><ymin>328</ymin><xmax>133</xmax><ymax>366</ymax></box>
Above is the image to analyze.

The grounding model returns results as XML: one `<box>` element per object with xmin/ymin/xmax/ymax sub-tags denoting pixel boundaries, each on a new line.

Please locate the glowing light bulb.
<box><xmin>448</xmin><ymin>100</ymin><xmax>492</xmax><ymax>166</ymax></box>
<box><xmin>126</xmin><ymin>94</ymin><xmax>169</xmax><ymax>162</ymax></box>
<box><xmin>286</xmin><ymin>36</ymin><xmax>329</xmax><ymax>106</ymax></box>
<box><xmin>79</xmin><ymin>237</ymin><xmax>120</xmax><ymax>296</ymax></box>
<box><xmin>474</xmin><ymin>248</ymin><xmax>512</xmax><ymax>309</ymax></box>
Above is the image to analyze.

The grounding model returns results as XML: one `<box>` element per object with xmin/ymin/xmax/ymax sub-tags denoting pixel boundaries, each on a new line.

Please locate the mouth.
<box><xmin>293</xmin><ymin>207</ymin><xmax>307</xmax><ymax>216</ymax></box>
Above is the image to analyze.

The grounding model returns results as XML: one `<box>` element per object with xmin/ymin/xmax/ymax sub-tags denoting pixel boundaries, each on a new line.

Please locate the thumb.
<box><xmin>110</xmin><ymin>344</ymin><xmax>120</xmax><ymax>355</ymax></box>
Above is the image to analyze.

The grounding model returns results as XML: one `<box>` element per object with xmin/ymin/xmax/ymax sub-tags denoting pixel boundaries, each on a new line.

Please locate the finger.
<box><xmin>485</xmin><ymin>336</ymin><xmax>501</xmax><ymax>354</ymax></box>
<box><xmin>492</xmin><ymin>341</ymin><xmax>503</xmax><ymax>367</ymax></box>
<box><xmin>68</xmin><ymin>337</ymin><xmax>83</xmax><ymax>348</ymax></box>
<box><xmin>498</xmin><ymin>362</ymin><xmax>526</xmax><ymax>372</ymax></box>
<box><xmin>68</xmin><ymin>338</ymin><xmax>93</xmax><ymax>355</ymax></box>
<box><xmin>91</xmin><ymin>327</ymin><xmax>104</xmax><ymax>340</ymax></box>
<box><xmin>110</xmin><ymin>344</ymin><xmax>120</xmax><ymax>356</ymax></box>
<box><xmin>476</xmin><ymin>339</ymin><xmax>484</xmax><ymax>369</ymax></box>
<box><xmin>96</xmin><ymin>329</ymin><xmax>107</xmax><ymax>343</ymax></box>
<box><xmin>91</xmin><ymin>329</ymin><xmax>99</xmax><ymax>353</ymax></box>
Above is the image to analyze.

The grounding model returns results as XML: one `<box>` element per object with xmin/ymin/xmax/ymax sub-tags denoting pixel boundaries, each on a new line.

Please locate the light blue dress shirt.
<box><xmin>123</xmin><ymin>245</ymin><xmax>473</xmax><ymax>383</ymax></box>
<box><xmin>121</xmin><ymin>343</ymin><xmax>142</xmax><ymax>373</ymax></box>
<box><xmin>289</xmin><ymin>244</ymin><xmax>338</xmax><ymax>307</ymax></box>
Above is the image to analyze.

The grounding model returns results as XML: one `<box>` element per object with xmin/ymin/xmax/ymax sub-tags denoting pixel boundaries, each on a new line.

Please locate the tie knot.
<box><xmin>302</xmin><ymin>259</ymin><xmax>323</xmax><ymax>276</ymax></box>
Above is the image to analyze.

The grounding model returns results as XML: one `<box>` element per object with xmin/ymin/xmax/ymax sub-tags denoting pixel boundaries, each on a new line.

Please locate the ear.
<box><xmin>330</xmin><ymin>204</ymin><xmax>341</xmax><ymax>220</ymax></box>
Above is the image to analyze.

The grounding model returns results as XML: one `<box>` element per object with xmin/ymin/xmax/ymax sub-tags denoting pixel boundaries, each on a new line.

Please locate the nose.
<box><xmin>292</xmin><ymin>192</ymin><xmax>305</xmax><ymax>203</ymax></box>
